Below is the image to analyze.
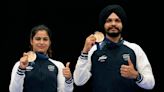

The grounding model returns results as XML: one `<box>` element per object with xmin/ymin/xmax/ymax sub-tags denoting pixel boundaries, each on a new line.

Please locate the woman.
<box><xmin>9</xmin><ymin>24</ymin><xmax>73</xmax><ymax>92</ymax></box>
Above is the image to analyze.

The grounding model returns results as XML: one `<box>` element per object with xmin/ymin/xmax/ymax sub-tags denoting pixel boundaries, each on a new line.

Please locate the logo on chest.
<box><xmin>98</xmin><ymin>55</ymin><xmax>107</xmax><ymax>62</ymax></box>
<box><xmin>48</xmin><ymin>65</ymin><xmax>55</xmax><ymax>71</ymax></box>
<box><xmin>122</xmin><ymin>54</ymin><xmax>130</xmax><ymax>61</ymax></box>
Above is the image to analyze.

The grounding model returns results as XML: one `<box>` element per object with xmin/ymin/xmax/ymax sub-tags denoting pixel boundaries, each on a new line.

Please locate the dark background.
<box><xmin>6</xmin><ymin>0</ymin><xmax>162</xmax><ymax>92</ymax></box>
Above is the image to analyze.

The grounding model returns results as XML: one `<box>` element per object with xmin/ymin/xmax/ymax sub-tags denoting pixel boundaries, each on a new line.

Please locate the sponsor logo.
<box><xmin>98</xmin><ymin>55</ymin><xmax>107</xmax><ymax>62</ymax></box>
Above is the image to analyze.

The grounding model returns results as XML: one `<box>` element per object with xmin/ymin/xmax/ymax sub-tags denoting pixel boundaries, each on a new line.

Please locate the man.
<box><xmin>73</xmin><ymin>4</ymin><xmax>155</xmax><ymax>92</ymax></box>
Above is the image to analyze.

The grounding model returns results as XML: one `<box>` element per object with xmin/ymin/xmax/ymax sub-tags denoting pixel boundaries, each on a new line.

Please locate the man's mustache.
<box><xmin>107</xmin><ymin>27</ymin><xmax>120</xmax><ymax>31</ymax></box>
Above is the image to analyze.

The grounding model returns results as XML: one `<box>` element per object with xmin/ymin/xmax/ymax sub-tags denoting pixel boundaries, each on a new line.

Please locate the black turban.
<box><xmin>99</xmin><ymin>4</ymin><xmax>128</xmax><ymax>32</ymax></box>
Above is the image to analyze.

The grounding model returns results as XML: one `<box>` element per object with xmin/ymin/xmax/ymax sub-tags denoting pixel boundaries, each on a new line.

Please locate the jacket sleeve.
<box><xmin>9</xmin><ymin>62</ymin><xmax>25</xmax><ymax>92</ymax></box>
<box><xmin>134</xmin><ymin>44</ymin><xmax>155</xmax><ymax>90</ymax></box>
<box><xmin>73</xmin><ymin>55</ymin><xmax>92</xmax><ymax>86</ymax></box>
<box><xmin>73</xmin><ymin>45</ymin><xmax>97</xmax><ymax>86</ymax></box>
<box><xmin>52</xmin><ymin>60</ymin><xmax>74</xmax><ymax>92</ymax></box>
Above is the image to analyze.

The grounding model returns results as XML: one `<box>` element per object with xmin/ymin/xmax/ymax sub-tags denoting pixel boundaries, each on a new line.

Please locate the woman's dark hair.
<box><xmin>30</xmin><ymin>24</ymin><xmax>53</xmax><ymax>57</ymax></box>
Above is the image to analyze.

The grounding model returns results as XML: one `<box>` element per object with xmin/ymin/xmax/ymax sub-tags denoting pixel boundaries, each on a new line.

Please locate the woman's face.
<box><xmin>30</xmin><ymin>30</ymin><xmax>51</xmax><ymax>54</ymax></box>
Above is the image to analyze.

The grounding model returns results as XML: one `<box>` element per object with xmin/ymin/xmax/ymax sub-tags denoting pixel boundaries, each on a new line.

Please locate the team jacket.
<box><xmin>74</xmin><ymin>38</ymin><xmax>155</xmax><ymax>92</ymax></box>
<box><xmin>9</xmin><ymin>53</ymin><xmax>73</xmax><ymax>92</ymax></box>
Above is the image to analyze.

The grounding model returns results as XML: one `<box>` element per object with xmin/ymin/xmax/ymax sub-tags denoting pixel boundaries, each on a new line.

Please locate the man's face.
<box><xmin>104</xmin><ymin>12</ymin><xmax>123</xmax><ymax>37</ymax></box>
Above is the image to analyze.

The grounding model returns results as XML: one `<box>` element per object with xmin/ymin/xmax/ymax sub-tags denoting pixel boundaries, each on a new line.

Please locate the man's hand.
<box><xmin>120</xmin><ymin>57</ymin><xmax>138</xmax><ymax>79</ymax></box>
<box><xmin>82</xmin><ymin>34</ymin><xmax>96</xmax><ymax>53</ymax></box>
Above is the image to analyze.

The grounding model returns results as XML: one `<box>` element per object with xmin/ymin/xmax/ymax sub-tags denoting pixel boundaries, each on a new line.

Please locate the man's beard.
<box><xmin>105</xmin><ymin>28</ymin><xmax>121</xmax><ymax>37</ymax></box>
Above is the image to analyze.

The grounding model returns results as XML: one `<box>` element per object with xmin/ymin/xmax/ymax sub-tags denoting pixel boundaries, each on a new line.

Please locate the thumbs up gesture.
<box><xmin>120</xmin><ymin>57</ymin><xmax>139</xmax><ymax>79</ymax></box>
<box><xmin>63</xmin><ymin>62</ymin><xmax>72</xmax><ymax>80</ymax></box>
